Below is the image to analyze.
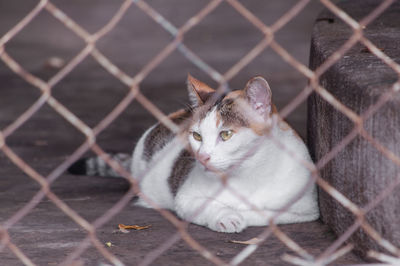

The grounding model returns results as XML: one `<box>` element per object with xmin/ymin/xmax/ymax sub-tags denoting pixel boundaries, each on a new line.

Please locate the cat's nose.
<box><xmin>197</xmin><ymin>152</ymin><xmax>210</xmax><ymax>165</ymax></box>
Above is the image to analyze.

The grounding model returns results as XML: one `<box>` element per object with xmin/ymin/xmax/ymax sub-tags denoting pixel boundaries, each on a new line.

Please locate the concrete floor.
<box><xmin>0</xmin><ymin>0</ymin><xmax>364</xmax><ymax>265</ymax></box>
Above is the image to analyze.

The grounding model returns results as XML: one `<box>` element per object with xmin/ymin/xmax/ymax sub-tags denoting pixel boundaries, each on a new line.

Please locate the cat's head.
<box><xmin>186</xmin><ymin>75</ymin><xmax>273</xmax><ymax>173</ymax></box>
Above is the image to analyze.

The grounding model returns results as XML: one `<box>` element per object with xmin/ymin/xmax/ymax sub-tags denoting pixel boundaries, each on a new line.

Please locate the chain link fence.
<box><xmin>1</xmin><ymin>0</ymin><xmax>399</xmax><ymax>265</ymax></box>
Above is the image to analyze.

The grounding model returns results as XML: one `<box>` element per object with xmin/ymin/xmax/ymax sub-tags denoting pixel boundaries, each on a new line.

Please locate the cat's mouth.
<box><xmin>199</xmin><ymin>161</ymin><xmax>229</xmax><ymax>174</ymax></box>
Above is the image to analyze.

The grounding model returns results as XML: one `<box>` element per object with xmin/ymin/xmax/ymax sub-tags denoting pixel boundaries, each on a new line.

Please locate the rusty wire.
<box><xmin>1</xmin><ymin>0</ymin><xmax>400</xmax><ymax>265</ymax></box>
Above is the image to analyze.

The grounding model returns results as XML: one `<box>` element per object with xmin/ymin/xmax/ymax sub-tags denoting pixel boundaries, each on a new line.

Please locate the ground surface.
<box><xmin>0</xmin><ymin>0</ymin><xmax>364</xmax><ymax>265</ymax></box>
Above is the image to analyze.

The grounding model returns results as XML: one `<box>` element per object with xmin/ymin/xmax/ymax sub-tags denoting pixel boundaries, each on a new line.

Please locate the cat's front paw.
<box><xmin>211</xmin><ymin>210</ymin><xmax>246</xmax><ymax>233</ymax></box>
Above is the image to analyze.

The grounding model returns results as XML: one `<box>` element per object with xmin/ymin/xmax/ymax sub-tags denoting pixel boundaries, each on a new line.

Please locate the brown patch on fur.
<box><xmin>278</xmin><ymin>120</ymin><xmax>291</xmax><ymax>131</ymax></box>
<box><xmin>186</xmin><ymin>87</ymin><xmax>300</xmax><ymax>141</ymax></box>
<box><xmin>248</xmin><ymin>122</ymin><xmax>267</xmax><ymax>136</ymax></box>
<box><xmin>215</xmin><ymin>112</ymin><xmax>221</xmax><ymax>127</ymax></box>
<box><xmin>168</xmin><ymin>149</ymin><xmax>195</xmax><ymax>196</ymax></box>
<box><xmin>142</xmin><ymin>109</ymin><xmax>192</xmax><ymax>161</ymax></box>
<box><xmin>187</xmin><ymin>74</ymin><xmax>215</xmax><ymax>104</ymax></box>
<box><xmin>190</xmin><ymin>103</ymin><xmax>212</xmax><ymax>127</ymax></box>
<box><xmin>217</xmin><ymin>91</ymin><xmax>249</xmax><ymax>128</ymax></box>
<box><xmin>214</xmin><ymin>91</ymin><xmax>294</xmax><ymax>137</ymax></box>
<box><xmin>224</xmin><ymin>90</ymin><xmax>243</xmax><ymax>100</ymax></box>
<box><xmin>168</xmin><ymin>109</ymin><xmax>189</xmax><ymax>120</ymax></box>
<box><xmin>271</xmin><ymin>104</ymin><xmax>278</xmax><ymax>115</ymax></box>
<box><xmin>246</xmin><ymin>104</ymin><xmax>278</xmax><ymax>136</ymax></box>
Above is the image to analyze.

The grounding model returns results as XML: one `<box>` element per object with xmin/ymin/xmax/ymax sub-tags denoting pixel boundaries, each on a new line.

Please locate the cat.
<box><xmin>69</xmin><ymin>75</ymin><xmax>319</xmax><ymax>233</ymax></box>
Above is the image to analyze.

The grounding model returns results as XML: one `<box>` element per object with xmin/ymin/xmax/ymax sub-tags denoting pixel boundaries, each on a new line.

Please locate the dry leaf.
<box><xmin>229</xmin><ymin>237</ymin><xmax>261</xmax><ymax>245</ymax></box>
<box><xmin>119</xmin><ymin>227</ymin><xmax>130</xmax><ymax>234</ymax></box>
<box><xmin>118</xmin><ymin>224</ymin><xmax>151</xmax><ymax>230</ymax></box>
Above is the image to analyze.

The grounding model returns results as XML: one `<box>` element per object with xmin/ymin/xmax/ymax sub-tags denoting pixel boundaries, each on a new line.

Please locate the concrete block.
<box><xmin>308</xmin><ymin>0</ymin><xmax>400</xmax><ymax>258</ymax></box>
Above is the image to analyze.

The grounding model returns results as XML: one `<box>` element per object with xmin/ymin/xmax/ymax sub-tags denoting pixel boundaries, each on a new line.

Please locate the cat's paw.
<box><xmin>211</xmin><ymin>210</ymin><xmax>246</xmax><ymax>233</ymax></box>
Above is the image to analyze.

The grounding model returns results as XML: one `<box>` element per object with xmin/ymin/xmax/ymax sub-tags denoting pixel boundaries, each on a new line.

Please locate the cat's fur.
<box><xmin>70</xmin><ymin>75</ymin><xmax>319</xmax><ymax>233</ymax></box>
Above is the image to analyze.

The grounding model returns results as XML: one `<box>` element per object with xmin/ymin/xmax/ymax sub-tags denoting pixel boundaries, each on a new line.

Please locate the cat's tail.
<box><xmin>68</xmin><ymin>153</ymin><xmax>131</xmax><ymax>178</ymax></box>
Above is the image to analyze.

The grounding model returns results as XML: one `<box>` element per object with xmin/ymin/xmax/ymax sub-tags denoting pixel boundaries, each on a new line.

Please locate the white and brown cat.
<box><xmin>69</xmin><ymin>75</ymin><xmax>319</xmax><ymax>233</ymax></box>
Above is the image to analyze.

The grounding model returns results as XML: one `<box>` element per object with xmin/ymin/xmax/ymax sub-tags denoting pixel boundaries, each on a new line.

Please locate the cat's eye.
<box><xmin>220</xmin><ymin>130</ymin><xmax>233</xmax><ymax>141</ymax></box>
<box><xmin>192</xmin><ymin>131</ymin><xmax>202</xmax><ymax>141</ymax></box>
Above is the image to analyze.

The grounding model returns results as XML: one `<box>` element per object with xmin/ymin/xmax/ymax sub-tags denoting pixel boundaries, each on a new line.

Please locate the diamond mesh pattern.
<box><xmin>1</xmin><ymin>0</ymin><xmax>399</xmax><ymax>265</ymax></box>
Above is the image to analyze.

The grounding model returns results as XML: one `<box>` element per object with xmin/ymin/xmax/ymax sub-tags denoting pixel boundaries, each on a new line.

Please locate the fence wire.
<box><xmin>0</xmin><ymin>0</ymin><xmax>400</xmax><ymax>265</ymax></box>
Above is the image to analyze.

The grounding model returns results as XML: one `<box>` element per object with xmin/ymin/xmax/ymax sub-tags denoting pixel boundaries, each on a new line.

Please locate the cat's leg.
<box><xmin>174</xmin><ymin>196</ymin><xmax>247</xmax><ymax>233</ymax></box>
<box><xmin>175</xmin><ymin>192</ymin><xmax>318</xmax><ymax>231</ymax></box>
<box><xmin>238</xmin><ymin>208</ymin><xmax>319</xmax><ymax>226</ymax></box>
<box><xmin>212</xmin><ymin>206</ymin><xmax>246</xmax><ymax>233</ymax></box>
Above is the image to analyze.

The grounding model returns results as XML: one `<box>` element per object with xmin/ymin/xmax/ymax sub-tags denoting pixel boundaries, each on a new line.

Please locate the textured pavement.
<box><xmin>0</xmin><ymin>1</ymin><xmax>364</xmax><ymax>265</ymax></box>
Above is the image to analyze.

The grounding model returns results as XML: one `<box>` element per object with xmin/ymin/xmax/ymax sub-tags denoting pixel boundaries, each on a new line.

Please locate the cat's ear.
<box><xmin>187</xmin><ymin>74</ymin><xmax>215</xmax><ymax>106</ymax></box>
<box><xmin>243</xmin><ymin>76</ymin><xmax>272</xmax><ymax>118</ymax></box>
